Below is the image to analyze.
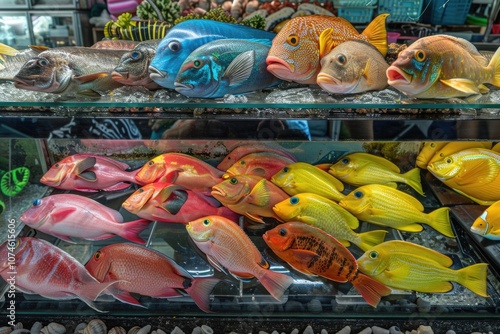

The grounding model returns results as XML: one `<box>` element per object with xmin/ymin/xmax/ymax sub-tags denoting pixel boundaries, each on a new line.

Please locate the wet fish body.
<box><xmin>20</xmin><ymin>194</ymin><xmax>150</xmax><ymax>243</ymax></box>
<box><xmin>224</xmin><ymin>152</ymin><xmax>296</xmax><ymax>180</ymax></box>
<box><xmin>386</xmin><ymin>34</ymin><xmax>500</xmax><ymax>98</ymax></box>
<box><xmin>40</xmin><ymin>154</ymin><xmax>141</xmax><ymax>192</ymax></box>
<box><xmin>357</xmin><ymin>240</ymin><xmax>488</xmax><ymax>297</ymax></box>
<box><xmin>339</xmin><ymin>184</ymin><xmax>454</xmax><ymax>237</ymax></box>
<box><xmin>149</xmin><ymin>19</ymin><xmax>276</xmax><ymax>90</ymax></box>
<box><xmin>471</xmin><ymin>200</ymin><xmax>500</xmax><ymax>240</ymax></box>
<box><xmin>175</xmin><ymin>39</ymin><xmax>280</xmax><ymax>98</ymax></box>
<box><xmin>0</xmin><ymin>237</ymin><xmax>119</xmax><ymax>312</ymax></box>
<box><xmin>263</xmin><ymin>222</ymin><xmax>391</xmax><ymax>307</ymax></box>
<box><xmin>427</xmin><ymin>142</ymin><xmax>492</xmax><ymax>166</ymax></box>
<box><xmin>84</xmin><ymin>243</ymin><xmax>221</xmax><ymax>312</ymax></box>
<box><xmin>217</xmin><ymin>143</ymin><xmax>297</xmax><ymax>171</ymax></box>
<box><xmin>186</xmin><ymin>215</ymin><xmax>294</xmax><ymax>301</ymax></box>
<box><xmin>317</xmin><ymin>40</ymin><xmax>389</xmax><ymax>94</ymax></box>
<box><xmin>415</xmin><ymin>142</ymin><xmax>448</xmax><ymax>169</ymax></box>
<box><xmin>122</xmin><ymin>182</ymin><xmax>238</xmax><ymax>223</ymax></box>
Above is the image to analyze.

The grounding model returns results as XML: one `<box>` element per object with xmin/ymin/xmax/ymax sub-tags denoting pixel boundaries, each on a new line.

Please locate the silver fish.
<box><xmin>0</xmin><ymin>43</ymin><xmax>43</xmax><ymax>81</ymax></box>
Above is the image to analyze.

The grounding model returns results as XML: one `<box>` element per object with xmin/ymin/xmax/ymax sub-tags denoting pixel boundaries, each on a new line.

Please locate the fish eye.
<box><xmin>290</xmin><ymin>197</ymin><xmax>299</xmax><ymax>205</ymax></box>
<box><xmin>138</xmin><ymin>188</ymin><xmax>144</xmax><ymax>193</ymax></box>
<box><xmin>286</xmin><ymin>34</ymin><xmax>299</xmax><ymax>47</ymax></box>
<box><xmin>54</xmin><ymin>163</ymin><xmax>59</xmax><ymax>168</ymax></box>
<box><xmin>203</xmin><ymin>219</ymin><xmax>211</xmax><ymax>226</ymax></box>
<box><xmin>239</xmin><ymin>160</ymin><xmax>245</xmax><ymax>165</ymax></box>
<box><xmin>414</xmin><ymin>50</ymin><xmax>426</xmax><ymax>62</ymax></box>
<box><xmin>130</xmin><ymin>51</ymin><xmax>142</xmax><ymax>60</ymax></box>
<box><xmin>341</xmin><ymin>158</ymin><xmax>349</xmax><ymax>164</ymax></box>
<box><xmin>14</xmin><ymin>238</ymin><xmax>20</xmax><ymax>249</ymax></box>
<box><xmin>369</xmin><ymin>251</ymin><xmax>378</xmax><ymax>259</ymax></box>
<box><xmin>193</xmin><ymin>60</ymin><xmax>202</xmax><ymax>68</ymax></box>
<box><xmin>230</xmin><ymin>178</ymin><xmax>238</xmax><ymax>185</ymax></box>
<box><xmin>148</xmin><ymin>161</ymin><xmax>154</xmax><ymax>166</ymax></box>
<box><xmin>168</xmin><ymin>41</ymin><xmax>181</xmax><ymax>52</ymax></box>
<box><xmin>93</xmin><ymin>250</ymin><xmax>102</xmax><ymax>260</ymax></box>
<box><xmin>283</xmin><ymin>167</ymin><xmax>289</xmax><ymax>173</ymax></box>
<box><xmin>336</xmin><ymin>54</ymin><xmax>347</xmax><ymax>65</ymax></box>
<box><xmin>354</xmin><ymin>191</ymin><xmax>363</xmax><ymax>199</ymax></box>
<box><xmin>278</xmin><ymin>228</ymin><xmax>287</xmax><ymax>237</ymax></box>
<box><xmin>32</xmin><ymin>199</ymin><xmax>42</xmax><ymax>207</ymax></box>
<box><xmin>37</xmin><ymin>58</ymin><xmax>49</xmax><ymax>67</ymax></box>
<box><xmin>430</xmin><ymin>143</ymin><xmax>436</xmax><ymax>148</ymax></box>
<box><xmin>446</xmin><ymin>158</ymin><xmax>452</xmax><ymax>163</ymax></box>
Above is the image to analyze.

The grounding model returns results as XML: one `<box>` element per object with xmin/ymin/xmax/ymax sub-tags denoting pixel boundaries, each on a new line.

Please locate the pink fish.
<box><xmin>0</xmin><ymin>237</ymin><xmax>119</xmax><ymax>312</ymax></box>
<box><xmin>40</xmin><ymin>154</ymin><xmax>142</xmax><ymax>192</ymax></box>
<box><xmin>217</xmin><ymin>143</ymin><xmax>297</xmax><ymax>171</ymax></box>
<box><xmin>122</xmin><ymin>182</ymin><xmax>239</xmax><ymax>223</ymax></box>
<box><xmin>223</xmin><ymin>152</ymin><xmax>296</xmax><ymax>180</ymax></box>
<box><xmin>20</xmin><ymin>194</ymin><xmax>150</xmax><ymax>244</ymax></box>
<box><xmin>134</xmin><ymin>153</ymin><xmax>224</xmax><ymax>193</ymax></box>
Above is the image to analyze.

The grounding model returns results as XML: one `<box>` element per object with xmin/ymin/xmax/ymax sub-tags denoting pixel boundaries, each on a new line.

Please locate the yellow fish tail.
<box><xmin>402</xmin><ymin>168</ymin><xmax>424</xmax><ymax>196</ymax></box>
<box><xmin>356</xmin><ymin>230</ymin><xmax>388</xmax><ymax>252</ymax></box>
<box><xmin>361</xmin><ymin>13</ymin><xmax>389</xmax><ymax>57</ymax></box>
<box><xmin>488</xmin><ymin>46</ymin><xmax>500</xmax><ymax>87</ymax></box>
<box><xmin>427</xmin><ymin>207</ymin><xmax>455</xmax><ymax>238</ymax></box>
<box><xmin>457</xmin><ymin>263</ymin><xmax>489</xmax><ymax>297</ymax></box>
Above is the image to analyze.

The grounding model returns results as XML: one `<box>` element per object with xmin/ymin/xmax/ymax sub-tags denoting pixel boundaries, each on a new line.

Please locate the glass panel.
<box><xmin>0</xmin><ymin>14</ymin><xmax>30</xmax><ymax>49</ymax></box>
<box><xmin>31</xmin><ymin>13</ymin><xmax>76</xmax><ymax>47</ymax></box>
<box><xmin>0</xmin><ymin>0</ymin><xmax>28</xmax><ymax>7</ymax></box>
<box><xmin>31</xmin><ymin>0</ymin><xmax>75</xmax><ymax>7</ymax></box>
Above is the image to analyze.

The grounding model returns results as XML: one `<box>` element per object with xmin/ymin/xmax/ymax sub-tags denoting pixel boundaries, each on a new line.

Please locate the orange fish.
<box><xmin>186</xmin><ymin>215</ymin><xmax>294</xmax><ymax>301</ymax></box>
<box><xmin>223</xmin><ymin>152</ymin><xmax>295</xmax><ymax>180</ymax></box>
<box><xmin>134</xmin><ymin>153</ymin><xmax>224</xmax><ymax>193</ymax></box>
<box><xmin>85</xmin><ymin>243</ymin><xmax>221</xmax><ymax>312</ymax></box>
<box><xmin>263</xmin><ymin>222</ymin><xmax>391</xmax><ymax>307</ymax></box>
<box><xmin>266</xmin><ymin>14</ymin><xmax>389</xmax><ymax>84</ymax></box>
<box><xmin>211</xmin><ymin>174</ymin><xmax>290</xmax><ymax>223</ymax></box>
<box><xmin>217</xmin><ymin>143</ymin><xmax>296</xmax><ymax>171</ymax></box>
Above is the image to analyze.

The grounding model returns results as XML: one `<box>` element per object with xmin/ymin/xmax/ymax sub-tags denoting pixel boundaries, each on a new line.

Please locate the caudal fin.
<box><xmin>79</xmin><ymin>280</ymin><xmax>124</xmax><ymax>312</ymax></box>
<box><xmin>488</xmin><ymin>46</ymin><xmax>500</xmax><ymax>87</ymax></box>
<box><xmin>362</xmin><ymin>13</ymin><xmax>389</xmax><ymax>57</ymax></box>
<box><xmin>357</xmin><ymin>230</ymin><xmax>388</xmax><ymax>252</ymax></box>
<box><xmin>185</xmin><ymin>277</ymin><xmax>222</xmax><ymax>313</ymax></box>
<box><xmin>457</xmin><ymin>263</ymin><xmax>489</xmax><ymax>297</ymax></box>
<box><xmin>117</xmin><ymin>219</ymin><xmax>151</xmax><ymax>244</ymax></box>
<box><xmin>402</xmin><ymin>168</ymin><xmax>425</xmax><ymax>196</ymax></box>
<box><xmin>352</xmin><ymin>273</ymin><xmax>392</xmax><ymax>307</ymax></box>
<box><xmin>259</xmin><ymin>269</ymin><xmax>294</xmax><ymax>302</ymax></box>
<box><xmin>427</xmin><ymin>207</ymin><xmax>455</xmax><ymax>238</ymax></box>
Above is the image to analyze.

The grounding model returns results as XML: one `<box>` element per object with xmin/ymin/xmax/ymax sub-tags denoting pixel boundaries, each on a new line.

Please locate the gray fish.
<box><xmin>112</xmin><ymin>39</ymin><xmax>161</xmax><ymax>90</ymax></box>
<box><xmin>0</xmin><ymin>43</ymin><xmax>43</xmax><ymax>81</ymax></box>
<box><xmin>13</xmin><ymin>46</ymin><xmax>127</xmax><ymax>97</ymax></box>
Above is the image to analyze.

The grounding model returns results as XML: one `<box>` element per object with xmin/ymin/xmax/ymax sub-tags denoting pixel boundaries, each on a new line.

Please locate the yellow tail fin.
<box><xmin>0</xmin><ymin>43</ymin><xmax>19</xmax><ymax>57</ymax></box>
<box><xmin>428</xmin><ymin>207</ymin><xmax>455</xmax><ymax>238</ymax></box>
<box><xmin>357</xmin><ymin>229</ymin><xmax>388</xmax><ymax>252</ymax></box>
<box><xmin>403</xmin><ymin>167</ymin><xmax>425</xmax><ymax>196</ymax></box>
<box><xmin>362</xmin><ymin>13</ymin><xmax>389</xmax><ymax>57</ymax></box>
<box><xmin>457</xmin><ymin>262</ymin><xmax>489</xmax><ymax>297</ymax></box>
<box><xmin>488</xmin><ymin>46</ymin><xmax>500</xmax><ymax>87</ymax></box>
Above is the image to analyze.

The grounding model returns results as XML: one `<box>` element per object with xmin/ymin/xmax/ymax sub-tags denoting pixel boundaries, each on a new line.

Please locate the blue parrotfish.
<box><xmin>149</xmin><ymin>19</ymin><xmax>276</xmax><ymax>90</ymax></box>
<box><xmin>174</xmin><ymin>39</ymin><xmax>280</xmax><ymax>98</ymax></box>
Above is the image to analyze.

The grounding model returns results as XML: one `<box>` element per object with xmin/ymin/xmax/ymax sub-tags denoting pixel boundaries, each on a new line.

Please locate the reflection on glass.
<box><xmin>31</xmin><ymin>0</ymin><xmax>74</xmax><ymax>6</ymax></box>
<box><xmin>0</xmin><ymin>0</ymin><xmax>27</xmax><ymax>6</ymax></box>
<box><xmin>0</xmin><ymin>14</ymin><xmax>30</xmax><ymax>49</ymax></box>
<box><xmin>31</xmin><ymin>14</ymin><xmax>76</xmax><ymax>47</ymax></box>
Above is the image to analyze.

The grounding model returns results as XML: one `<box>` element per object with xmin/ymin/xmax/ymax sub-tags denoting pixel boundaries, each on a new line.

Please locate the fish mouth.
<box><xmin>111</xmin><ymin>70</ymin><xmax>128</xmax><ymax>81</ymax></box>
<box><xmin>13</xmin><ymin>77</ymin><xmax>36</xmax><ymax>89</ymax></box>
<box><xmin>386</xmin><ymin>66</ymin><xmax>412</xmax><ymax>86</ymax></box>
<box><xmin>149</xmin><ymin>66</ymin><xmax>166</xmax><ymax>80</ymax></box>
<box><xmin>174</xmin><ymin>82</ymin><xmax>193</xmax><ymax>92</ymax></box>
<box><xmin>266</xmin><ymin>56</ymin><xmax>294</xmax><ymax>81</ymax></box>
<box><xmin>316</xmin><ymin>73</ymin><xmax>355</xmax><ymax>94</ymax></box>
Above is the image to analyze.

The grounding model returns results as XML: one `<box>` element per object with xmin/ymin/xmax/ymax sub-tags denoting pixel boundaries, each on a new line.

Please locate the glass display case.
<box><xmin>0</xmin><ymin>80</ymin><xmax>500</xmax><ymax>332</ymax></box>
<box><xmin>0</xmin><ymin>13</ymin><xmax>30</xmax><ymax>49</ymax></box>
<box><xmin>30</xmin><ymin>11</ymin><xmax>81</xmax><ymax>47</ymax></box>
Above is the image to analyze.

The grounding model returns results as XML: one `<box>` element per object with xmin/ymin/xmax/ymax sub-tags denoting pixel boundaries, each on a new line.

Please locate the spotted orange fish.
<box><xmin>266</xmin><ymin>14</ymin><xmax>389</xmax><ymax>84</ymax></box>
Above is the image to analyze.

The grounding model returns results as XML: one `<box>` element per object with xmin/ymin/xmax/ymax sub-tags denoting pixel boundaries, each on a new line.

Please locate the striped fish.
<box><xmin>104</xmin><ymin>20</ymin><xmax>171</xmax><ymax>41</ymax></box>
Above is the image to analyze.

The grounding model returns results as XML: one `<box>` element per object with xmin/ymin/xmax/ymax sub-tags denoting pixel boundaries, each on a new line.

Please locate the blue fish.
<box><xmin>174</xmin><ymin>39</ymin><xmax>280</xmax><ymax>99</ymax></box>
<box><xmin>149</xmin><ymin>20</ymin><xmax>276</xmax><ymax>90</ymax></box>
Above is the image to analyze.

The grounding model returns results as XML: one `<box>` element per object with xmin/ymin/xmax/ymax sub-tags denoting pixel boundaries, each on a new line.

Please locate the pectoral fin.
<box><xmin>385</xmin><ymin>265</ymin><xmax>411</xmax><ymax>279</ymax></box>
<box><xmin>247</xmin><ymin>179</ymin><xmax>271</xmax><ymax>206</ymax></box>
<box><xmin>440</xmin><ymin>78</ymin><xmax>483</xmax><ymax>94</ymax></box>
<box><xmin>223</xmin><ymin>50</ymin><xmax>255</xmax><ymax>86</ymax></box>
<box><xmin>76</xmin><ymin>157</ymin><xmax>96</xmax><ymax>175</ymax></box>
<box><xmin>455</xmin><ymin>158</ymin><xmax>500</xmax><ymax>186</ymax></box>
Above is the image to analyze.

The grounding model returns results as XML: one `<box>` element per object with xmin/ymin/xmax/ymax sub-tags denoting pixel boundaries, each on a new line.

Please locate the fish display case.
<box><xmin>0</xmin><ymin>84</ymin><xmax>500</xmax><ymax>333</ymax></box>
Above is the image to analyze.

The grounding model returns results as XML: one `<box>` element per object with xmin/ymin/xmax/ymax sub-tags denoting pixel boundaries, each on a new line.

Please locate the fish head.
<box><xmin>328</xmin><ymin>155</ymin><xmax>358</xmax><ymax>180</ymax></box>
<box><xmin>471</xmin><ymin>209</ymin><xmax>490</xmax><ymax>236</ymax></box>
<box><xmin>211</xmin><ymin>176</ymin><xmax>251</xmax><ymax>204</ymax></box>
<box><xmin>186</xmin><ymin>216</ymin><xmax>217</xmax><ymax>242</ymax></box>
<box><xmin>19</xmin><ymin>198</ymin><xmax>54</xmax><ymax>228</ymax></box>
<box><xmin>40</xmin><ymin>158</ymin><xmax>77</xmax><ymax>187</ymax></box>
<box><xmin>174</xmin><ymin>54</ymin><xmax>220</xmax><ymax>98</ymax></box>
<box><xmin>386</xmin><ymin>42</ymin><xmax>443</xmax><ymax>97</ymax></box>
<box><xmin>317</xmin><ymin>48</ymin><xmax>362</xmax><ymax>94</ymax></box>
<box><xmin>13</xmin><ymin>54</ymin><xmax>73</xmax><ymax>94</ymax></box>
<box><xmin>426</xmin><ymin>154</ymin><xmax>462</xmax><ymax>181</ymax></box>
<box><xmin>112</xmin><ymin>47</ymin><xmax>153</xmax><ymax>87</ymax></box>
<box><xmin>122</xmin><ymin>184</ymin><xmax>156</xmax><ymax>213</ymax></box>
<box><xmin>85</xmin><ymin>247</ymin><xmax>112</xmax><ymax>282</ymax></box>
<box><xmin>338</xmin><ymin>188</ymin><xmax>371</xmax><ymax>216</ymax></box>
<box><xmin>135</xmin><ymin>155</ymin><xmax>167</xmax><ymax>184</ymax></box>
<box><xmin>416</xmin><ymin>142</ymin><xmax>447</xmax><ymax>169</ymax></box>
<box><xmin>273</xmin><ymin>196</ymin><xmax>305</xmax><ymax>221</ymax></box>
<box><xmin>263</xmin><ymin>223</ymin><xmax>296</xmax><ymax>253</ymax></box>
<box><xmin>271</xmin><ymin>165</ymin><xmax>296</xmax><ymax>190</ymax></box>
<box><xmin>266</xmin><ymin>17</ymin><xmax>321</xmax><ymax>84</ymax></box>
<box><xmin>357</xmin><ymin>246</ymin><xmax>389</xmax><ymax>276</ymax></box>
<box><xmin>224</xmin><ymin>157</ymin><xmax>250</xmax><ymax>178</ymax></box>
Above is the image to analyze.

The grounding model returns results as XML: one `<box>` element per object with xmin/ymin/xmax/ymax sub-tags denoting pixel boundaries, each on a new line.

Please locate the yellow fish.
<box><xmin>266</xmin><ymin>14</ymin><xmax>388</xmax><ymax>84</ymax></box>
<box><xmin>415</xmin><ymin>142</ymin><xmax>448</xmax><ymax>169</ymax></box>
<box><xmin>271</xmin><ymin>162</ymin><xmax>345</xmax><ymax>202</ymax></box>
<box><xmin>329</xmin><ymin>152</ymin><xmax>424</xmax><ymax>196</ymax></box>
<box><xmin>427</xmin><ymin>148</ymin><xmax>500</xmax><ymax>205</ymax></box>
<box><xmin>428</xmin><ymin>142</ymin><xmax>493</xmax><ymax>166</ymax></box>
<box><xmin>338</xmin><ymin>184</ymin><xmax>455</xmax><ymax>238</ymax></box>
<box><xmin>357</xmin><ymin>240</ymin><xmax>488</xmax><ymax>297</ymax></box>
<box><xmin>272</xmin><ymin>193</ymin><xmax>387</xmax><ymax>251</ymax></box>
<box><xmin>471</xmin><ymin>200</ymin><xmax>500</xmax><ymax>240</ymax></box>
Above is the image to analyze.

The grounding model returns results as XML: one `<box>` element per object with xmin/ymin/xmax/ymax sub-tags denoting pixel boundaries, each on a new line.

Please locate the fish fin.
<box><xmin>101</xmin><ymin>182</ymin><xmax>133</xmax><ymax>191</ymax></box>
<box><xmin>52</xmin><ymin>233</ymin><xmax>77</xmax><ymax>244</ymax></box>
<box><xmin>117</xmin><ymin>219</ymin><xmax>151</xmax><ymax>244</ymax></box>
<box><xmin>258</xmin><ymin>268</ymin><xmax>294</xmax><ymax>301</ymax></box>
<box><xmin>440</xmin><ymin>78</ymin><xmax>483</xmax><ymax>94</ymax></box>
<box><xmin>452</xmin><ymin>188</ymin><xmax>496</xmax><ymax>206</ymax></box>
<box><xmin>74</xmin><ymin>72</ymin><xmax>109</xmax><ymax>84</ymax></box>
<box><xmin>362</xmin><ymin>58</ymin><xmax>373</xmax><ymax>84</ymax></box>
<box><xmin>455</xmin><ymin>158</ymin><xmax>500</xmax><ymax>186</ymax></box>
<box><xmin>393</xmin><ymin>223</ymin><xmax>424</xmax><ymax>233</ymax></box>
<box><xmin>247</xmin><ymin>179</ymin><xmax>271</xmax><ymax>206</ymax></box>
<box><xmin>78</xmin><ymin>171</ymin><xmax>97</xmax><ymax>182</ymax></box>
<box><xmin>357</xmin><ymin>230</ymin><xmax>388</xmax><ymax>252</ymax></box>
<box><xmin>339</xmin><ymin>239</ymin><xmax>351</xmax><ymax>248</ymax></box>
<box><xmin>318</xmin><ymin>28</ymin><xmax>336</xmax><ymax>59</ymax></box>
<box><xmin>355</xmin><ymin>153</ymin><xmax>400</xmax><ymax>173</ymax></box>
<box><xmin>384</xmin><ymin>182</ymin><xmax>398</xmax><ymax>189</ymax></box>
<box><xmin>231</xmin><ymin>271</ymin><xmax>255</xmax><ymax>280</ymax></box>
<box><xmin>387</xmin><ymin>240</ymin><xmax>454</xmax><ymax>267</ymax></box>
<box><xmin>162</xmin><ymin>189</ymin><xmax>189</xmax><ymax>215</ymax></box>
<box><xmin>245</xmin><ymin>212</ymin><xmax>265</xmax><ymax>223</ymax></box>
<box><xmin>247</xmin><ymin>38</ymin><xmax>273</xmax><ymax>47</ymax></box>
<box><xmin>487</xmin><ymin>46</ymin><xmax>500</xmax><ymax>87</ymax></box>
<box><xmin>479</xmin><ymin>84</ymin><xmax>490</xmax><ymax>94</ymax></box>
<box><xmin>51</xmin><ymin>207</ymin><xmax>77</xmax><ymax>221</ymax></box>
<box><xmin>427</xmin><ymin>207</ymin><xmax>455</xmax><ymax>238</ymax></box>
<box><xmin>29</xmin><ymin>45</ymin><xmax>50</xmax><ymax>53</ymax></box>
<box><xmin>223</xmin><ymin>50</ymin><xmax>255</xmax><ymax>86</ymax></box>
<box><xmin>385</xmin><ymin>265</ymin><xmax>411</xmax><ymax>280</ymax></box>
<box><xmin>164</xmin><ymin>170</ymin><xmax>181</xmax><ymax>183</ymax></box>
<box><xmin>299</xmin><ymin>215</ymin><xmax>318</xmax><ymax>225</ymax></box>
<box><xmin>206</xmin><ymin>254</ymin><xmax>227</xmax><ymax>274</ymax></box>
<box><xmin>185</xmin><ymin>277</ymin><xmax>221</xmax><ymax>313</ymax></box>
<box><xmin>108</xmin><ymin>288</ymin><xmax>145</xmax><ymax>307</ymax></box>
<box><xmin>0</xmin><ymin>43</ymin><xmax>19</xmax><ymax>56</ymax></box>
<box><xmin>457</xmin><ymin>263</ymin><xmax>489</xmax><ymax>297</ymax></box>
<box><xmin>76</xmin><ymin>156</ymin><xmax>96</xmax><ymax>175</ymax></box>
<box><xmin>77</xmin><ymin>89</ymin><xmax>103</xmax><ymax>98</ymax></box>
<box><xmin>352</xmin><ymin>273</ymin><xmax>392</xmax><ymax>307</ymax></box>
<box><xmin>402</xmin><ymin>168</ymin><xmax>425</xmax><ymax>196</ymax></box>
<box><xmin>81</xmin><ymin>280</ymin><xmax>126</xmax><ymax>313</ymax></box>
<box><xmin>362</xmin><ymin>13</ymin><xmax>389</xmax><ymax>57</ymax></box>
<box><xmin>291</xmin><ymin>249</ymin><xmax>319</xmax><ymax>263</ymax></box>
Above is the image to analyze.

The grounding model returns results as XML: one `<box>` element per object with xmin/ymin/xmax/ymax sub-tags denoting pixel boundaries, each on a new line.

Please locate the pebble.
<box><xmin>306</xmin><ymin>299</ymin><xmax>323</xmax><ymax>313</ymax></box>
<box><xmin>302</xmin><ymin>326</ymin><xmax>314</xmax><ymax>334</ymax></box>
<box><xmin>335</xmin><ymin>327</ymin><xmax>350</xmax><ymax>334</ymax></box>
<box><xmin>372</xmin><ymin>326</ymin><xmax>389</xmax><ymax>334</ymax></box>
<box><xmin>416</xmin><ymin>298</ymin><xmax>431</xmax><ymax>313</ymax></box>
<box><xmin>357</xmin><ymin>328</ymin><xmax>372</xmax><ymax>334</ymax></box>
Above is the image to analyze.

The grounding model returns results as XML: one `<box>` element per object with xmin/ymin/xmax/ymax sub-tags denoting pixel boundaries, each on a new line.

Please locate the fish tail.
<box><xmin>356</xmin><ymin>230</ymin><xmax>388</xmax><ymax>252</ymax></box>
<box><xmin>361</xmin><ymin>13</ymin><xmax>389</xmax><ymax>57</ymax></box>
<box><xmin>427</xmin><ymin>207</ymin><xmax>455</xmax><ymax>238</ymax></box>
<box><xmin>185</xmin><ymin>277</ymin><xmax>221</xmax><ymax>313</ymax></box>
<box><xmin>80</xmin><ymin>279</ymin><xmax>124</xmax><ymax>312</ymax></box>
<box><xmin>488</xmin><ymin>46</ymin><xmax>500</xmax><ymax>87</ymax></box>
<box><xmin>457</xmin><ymin>263</ymin><xmax>489</xmax><ymax>297</ymax></box>
<box><xmin>352</xmin><ymin>273</ymin><xmax>392</xmax><ymax>307</ymax></box>
<box><xmin>117</xmin><ymin>219</ymin><xmax>151</xmax><ymax>244</ymax></box>
<box><xmin>0</xmin><ymin>43</ymin><xmax>19</xmax><ymax>57</ymax></box>
<box><xmin>259</xmin><ymin>269</ymin><xmax>294</xmax><ymax>301</ymax></box>
<box><xmin>402</xmin><ymin>168</ymin><xmax>425</xmax><ymax>196</ymax></box>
